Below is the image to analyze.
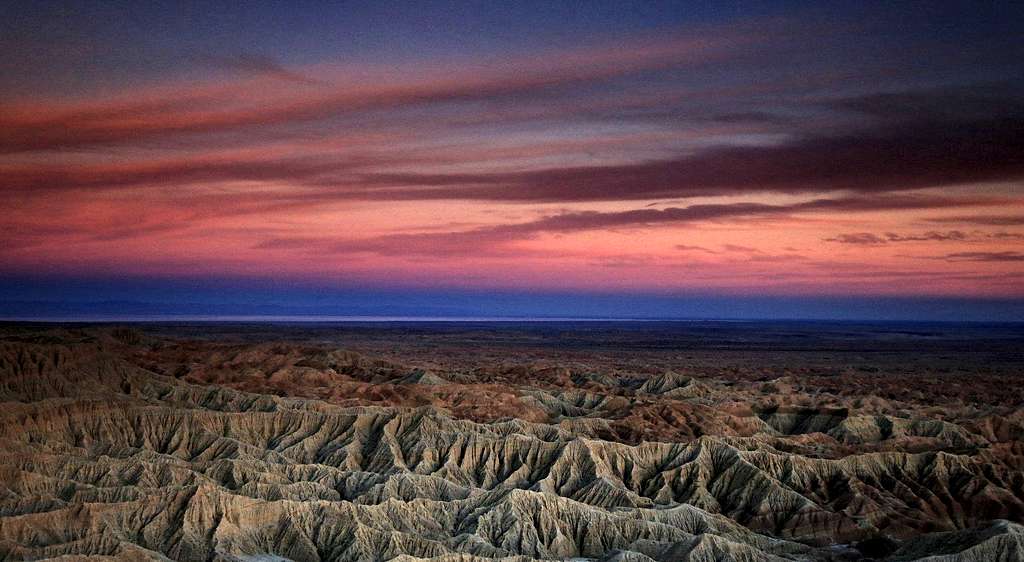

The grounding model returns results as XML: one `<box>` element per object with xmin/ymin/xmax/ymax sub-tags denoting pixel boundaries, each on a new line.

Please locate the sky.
<box><xmin>2</xmin><ymin>1</ymin><xmax>1023</xmax><ymax>321</ymax></box>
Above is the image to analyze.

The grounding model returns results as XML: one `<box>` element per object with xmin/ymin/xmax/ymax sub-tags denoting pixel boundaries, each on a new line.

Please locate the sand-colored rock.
<box><xmin>1</xmin><ymin>328</ymin><xmax>1022</xmax><ymax>561</ymax></box>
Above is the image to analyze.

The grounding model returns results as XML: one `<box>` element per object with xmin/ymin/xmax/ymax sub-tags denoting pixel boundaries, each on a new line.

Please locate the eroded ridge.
<box><xmin>1</xmin><ymin>327</ymin><xmax>1023</xmax><ymax>561</ymax></box>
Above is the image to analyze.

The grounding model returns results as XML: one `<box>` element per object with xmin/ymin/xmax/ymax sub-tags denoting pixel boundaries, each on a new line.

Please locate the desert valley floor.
<box><xmin>1</xmin><ymin>321</ymin><xmax>1024</xmax><ymax>561</ymax></box>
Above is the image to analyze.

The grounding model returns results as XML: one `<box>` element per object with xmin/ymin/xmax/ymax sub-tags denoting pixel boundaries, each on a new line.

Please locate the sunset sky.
<box><xmin>2</xmin><ymin>1</ymin><xmax>1023</xmax><ymax>320</ymax></box>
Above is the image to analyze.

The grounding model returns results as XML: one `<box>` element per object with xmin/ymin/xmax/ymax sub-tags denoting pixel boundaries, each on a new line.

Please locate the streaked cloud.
<box><xmin>826</xmin><ymin>230</ymin><xmax>1022</xmax><ymax>244</ymax></box>
<box><xmin>191</xmin><ymin>52</ymin><xmax>325</xmax><ymax>85</ymax></box>
<box><xmin>939</xmin><ymin>252</ymin><xmax>1024</xmax><ymax>263</ymax></box>
<box><xmin>1</xmin><ymin>9</ymin><xmax>1022</xmax><ymax>301</ymax></box>
<box><xmin>926</xmin><ymin>215</ymin><xmax>1024</xmax><ymax>227</ymax></box>
<box><xmin>251</xmin><ymin>194</ymin><xmax>1006</xmax><ymax>258</ymax></box>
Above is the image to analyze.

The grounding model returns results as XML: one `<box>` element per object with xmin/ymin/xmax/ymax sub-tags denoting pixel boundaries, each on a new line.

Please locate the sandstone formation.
<box><xmin>0</xmin><ymin>326</ymin><xmax>1022</xmax><ymax>561</ymax></box>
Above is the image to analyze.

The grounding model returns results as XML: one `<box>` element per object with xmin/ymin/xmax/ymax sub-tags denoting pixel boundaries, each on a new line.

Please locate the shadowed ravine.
<box><xmin>1</xmin><ymin>324</ymin><xmax>1023</xmax><ymax>561</ymax></box>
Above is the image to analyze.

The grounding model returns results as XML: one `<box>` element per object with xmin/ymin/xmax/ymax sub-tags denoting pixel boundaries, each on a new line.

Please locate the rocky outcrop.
<box><xmin>638</xmin><ymin>372</ymin><xmax>710</xmax><ymax>399</ymax></box>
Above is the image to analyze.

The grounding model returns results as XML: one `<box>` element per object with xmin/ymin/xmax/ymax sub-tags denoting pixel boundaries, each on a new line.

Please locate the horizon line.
<box><xmin>3</xmin><ymin>315</ymin><xmax>1024</xmax><ymax>325</ymax></box>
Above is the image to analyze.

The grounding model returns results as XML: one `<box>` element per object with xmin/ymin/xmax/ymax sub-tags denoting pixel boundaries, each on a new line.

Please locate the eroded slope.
<box><xmin>0</xmin><ymin>327</ymin><xmax>1022</xmax><ymax>561</ymax></box>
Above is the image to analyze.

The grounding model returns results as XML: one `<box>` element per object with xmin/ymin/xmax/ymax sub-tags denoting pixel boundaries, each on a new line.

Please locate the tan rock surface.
<box><xmin>1</xmin><ymin>327</ymin><xmax>1022</xmax><ymax>560</ymax></box>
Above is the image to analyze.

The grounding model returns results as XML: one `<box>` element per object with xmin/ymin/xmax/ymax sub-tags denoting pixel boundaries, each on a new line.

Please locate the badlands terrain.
<box><xmin>1</xmin><ymin>321</ymin><xmax>1023</xmax><ymax>561</ymax></box>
